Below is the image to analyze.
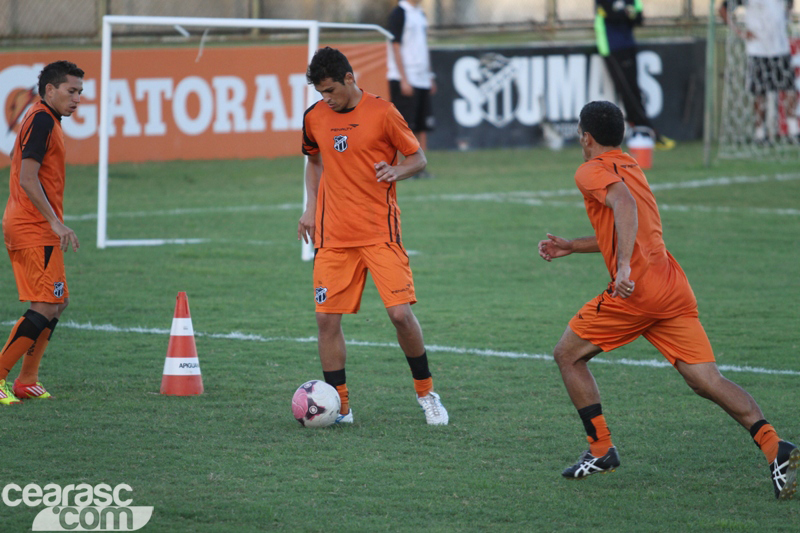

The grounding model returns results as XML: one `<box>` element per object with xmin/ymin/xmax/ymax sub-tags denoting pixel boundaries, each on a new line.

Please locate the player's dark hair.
<box><xmin>306</xmin><ymin>47</ymin><xmax>353</xmax><ymax>86</ymax></box>
<box><xmin>38</xmin><ymin>60</ymin><xmax>84</xmax><ymax>98</ymax></box>
<box><xmin>579</xmin><ymin>101</ymin><xmax>625</xmax><ymax>147</ymax></box>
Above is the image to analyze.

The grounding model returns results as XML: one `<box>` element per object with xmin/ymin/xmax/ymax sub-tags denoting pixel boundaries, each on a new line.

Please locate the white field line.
<box><xmin>15</xmin><ymin>319</ymin><xmax>798</xmax><ymax>377</ymax></box>
<box><xmin>479</xmin><ymin>197</ymin><xmax>800</xmax><ymax>216</ymax></box>
<box><xmin>64</xmin><ymin>203</ymin><xmax>301</xmax><ymax>221</ymax></box>
<box><xmin>406</xmin><ymin>173</ymin><xmax>800</xmax><ymax>216</ymax></box>
<box><xmin>413</xmin><ymin>172</ymin><xmax>800</xmax><ymax>202</ymax></box>
<box><xmin>64</xmin><ymin>173</ymin><xmax>800</xmax><ymax>222</ymax></box>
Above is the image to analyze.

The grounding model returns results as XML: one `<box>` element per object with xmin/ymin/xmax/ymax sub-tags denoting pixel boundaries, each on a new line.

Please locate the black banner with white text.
<box><xmin>427</xmin><ymin>39</ymin><xmax>706</xmax><ymax>150</ymax></box>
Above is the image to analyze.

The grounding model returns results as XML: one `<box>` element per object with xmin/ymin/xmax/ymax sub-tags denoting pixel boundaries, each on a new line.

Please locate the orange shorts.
<box><xmin>313</xmin><ymin>243</ymin><xmax>416</xmax><ymax>314</ymax></box>
<box><xmin>7</xmin><ymin>246</ymin><xmax>69</xmax><ymax>303</ymax></box>
<box><xmin>569</xmin><ymin>292</ymin><xmax>715</xmax><ymax>366</ymax></box>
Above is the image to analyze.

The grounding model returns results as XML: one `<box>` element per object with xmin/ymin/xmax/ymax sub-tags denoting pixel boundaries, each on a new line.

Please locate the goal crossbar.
<box><xmin>97</xmin><ymin>15</ymin><xmax>391</xmax><ymax>252</ymax></box>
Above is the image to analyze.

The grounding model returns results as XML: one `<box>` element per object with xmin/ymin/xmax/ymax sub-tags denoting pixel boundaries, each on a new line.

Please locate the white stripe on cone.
<box><xmin>162</xmin><ymin>357</ymin><xmax>201</xmax><ymax>375</ymax></box>
<box><xmin>170</xmin><ymin>317</ymin><xmax>194</xmax><ymax>336</ymax></box>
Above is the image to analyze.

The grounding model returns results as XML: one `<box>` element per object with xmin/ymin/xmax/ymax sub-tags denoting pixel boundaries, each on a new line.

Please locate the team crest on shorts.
<box><xmin>333</xmin><ymin>135</ymin><xmax>348</xmax><ymax>152</ymax></box>
<box><xmin>315</xmin><ymin>287</ymin><xmax>328</xmax><ymax>304</ymax></box>
<box><xmin>53</xmin><ymin>282</ymin><xmax>64</xmax><ymax>298</ymax></box>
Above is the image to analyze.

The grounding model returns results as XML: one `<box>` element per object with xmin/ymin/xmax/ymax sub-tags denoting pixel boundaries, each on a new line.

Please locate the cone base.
<box><xmin>160</xmin><ymin>375</ymin><xmax>204</xmax><ymax>396</ymax></box>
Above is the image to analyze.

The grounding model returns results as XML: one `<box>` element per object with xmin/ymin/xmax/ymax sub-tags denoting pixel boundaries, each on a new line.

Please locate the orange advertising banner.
<box><xmin>0</xmin><ymin>42</ymin><xmax>388</xmax><ymax>167</ymax></box>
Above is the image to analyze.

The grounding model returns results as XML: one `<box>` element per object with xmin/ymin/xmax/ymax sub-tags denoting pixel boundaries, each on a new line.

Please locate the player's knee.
<box><xmin>679</xmin><ymin>363</ymin><xmax>724</xmax><ymax>400</ymax></box>
<box><xmin>315</xmin><ymin>313</ymin><xmax>341</xmax><ymax>337</ymax></box>
<box><xmin>683</xmin><ymin>377</ymin><xmax>713</xmax><ymax>399</ymax></box>
<box><xmin>690</xmin><ymin>385</ymin><xmax>713</xmax><ymax>400</ymax></box>
<box><xmin>553</xmin><ymin>342</ymin><xmax>597</xmax><ymax>369</ymax></box>
<box><xmin>387</xmin><ymin>305</ymin><xmax>413</xmax><ymax>328</ymax></box>
<box><xmin>552</xmin><ymin>344</ymin><xmax>571</xmax><ymax>368</ymax></box>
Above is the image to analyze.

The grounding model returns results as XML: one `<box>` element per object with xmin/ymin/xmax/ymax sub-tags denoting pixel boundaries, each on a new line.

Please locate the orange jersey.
<box><xmin>3</xmin><ymin>102</ymin><xmax>66</xmax><ymax>250</ymax></box>
<box><xmin>302</xmin><ymin>91</ymin><xmax>420</xmax><ymax>248</ymax></box>
<box><xmin>574</xmin><ymin>149</ymin><xmax>697</xmax><ymax>318</ymax></box>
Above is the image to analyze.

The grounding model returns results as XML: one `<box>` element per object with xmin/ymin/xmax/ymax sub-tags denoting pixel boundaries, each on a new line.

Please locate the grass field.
<box><xmin>1</xmin><ymin>141</ymin><xmax>799</xmax><ymax>532</ymax></box>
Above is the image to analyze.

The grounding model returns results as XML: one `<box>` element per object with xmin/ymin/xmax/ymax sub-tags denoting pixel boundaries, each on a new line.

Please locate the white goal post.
<box><xmin>96</xmin><ymin>15</ymin><xmax>391</xmax><ymax>260</ymax></box>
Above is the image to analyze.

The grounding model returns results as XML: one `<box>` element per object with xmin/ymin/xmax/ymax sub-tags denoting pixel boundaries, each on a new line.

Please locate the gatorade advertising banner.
<box><xmin>6</xmin><ymin>38</ymin><xmax>772</xmax><ymax>163</ymax></box>
<box><xmin>427</xmin><ymin>39</ymin><xmax>709</xmax><ymax>150</ymax></box>
<box><xmin>0</xmin><ymin>43</ymin><xmax>388</xmax><ymax>167</ymax></box>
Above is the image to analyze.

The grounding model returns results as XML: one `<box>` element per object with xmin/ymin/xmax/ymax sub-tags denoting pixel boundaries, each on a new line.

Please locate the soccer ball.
<box><xmin>291</xmin><ymin>380</ymin><xmax>341</xmax><ymax>428</ymax></box>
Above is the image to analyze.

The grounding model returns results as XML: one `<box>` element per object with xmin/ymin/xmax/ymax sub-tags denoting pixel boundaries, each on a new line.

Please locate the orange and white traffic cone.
<box><xmin>160</xmin><ymin>292</ymin><xmax>204</xmax><ymax>396</ymax></box>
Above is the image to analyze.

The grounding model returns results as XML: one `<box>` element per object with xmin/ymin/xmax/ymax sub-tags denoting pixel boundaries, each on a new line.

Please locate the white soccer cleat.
<box><xmin>417</xmin><ymin>391</ymin><xmax>448</xmax><ymax>425</ymax></box>
<box><xmin>335</xmin><ymin>409</ymin><xmax>353</xmax><ymax>424</ymax></box>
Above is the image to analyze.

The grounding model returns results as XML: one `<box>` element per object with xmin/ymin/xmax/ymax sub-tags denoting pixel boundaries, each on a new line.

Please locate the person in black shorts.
<box><xmin>719</xmin><ymin>0</ymin><xmax>799</xmax><ymax>141</ymax></box>
<box><xmin>387</xmin><ymin>0</ymin><xmax>436</xmax><ymax>178</ymax></box>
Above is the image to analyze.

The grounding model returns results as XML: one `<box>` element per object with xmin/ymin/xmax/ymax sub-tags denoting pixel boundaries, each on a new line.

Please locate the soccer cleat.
<box><xmin>12</xmin><ymin>379</ymin><xmax>52</xmax><ymax>400</ymax></box>
<box><xmin>0</xmin><ymin>379</ymin><xmax>21</xmax><ymax>405</ymax></box>
<box><xmin>655</xmin><ymin>135</ymin><xmax>676</xmax><ymax>151</ymax></box>
<box><xmin>417</xmin><ymin>391</ymin><xmax>448</xmax><ymax>425</ymax></box>
<box><xmin>562</xmin><ymin>446</ymin><xmax>620</xmax><ymax>479</ymax></box>
<box><xmin>334</xmin><ymin>409</ymin><xmax>353</xmax><ymax>424</ymax></box>
<box><xmin>771</xmin><ymin>440</ymin><xmax>799</xmax><ymax>500</ymax></box>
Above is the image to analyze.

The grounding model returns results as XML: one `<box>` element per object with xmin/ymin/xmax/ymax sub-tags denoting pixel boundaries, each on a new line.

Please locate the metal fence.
<box><xmin>1</xmin><ymin>0</ymin><xmax>729</xmax><ymax>43</ymax></box>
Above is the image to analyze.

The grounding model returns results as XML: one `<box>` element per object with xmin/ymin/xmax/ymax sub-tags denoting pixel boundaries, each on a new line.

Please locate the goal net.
<box><xmin>717</xmin><ymin>5</ymin><xmax>800</xmax><ymax>159</ymax></box>
<box><xmin>96</xmin><ymin>15</ymin><xmax>390</xmax><ymax>261</ymax></box>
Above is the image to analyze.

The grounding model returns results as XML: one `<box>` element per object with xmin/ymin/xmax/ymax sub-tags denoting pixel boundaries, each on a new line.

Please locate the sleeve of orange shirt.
<box><xmin>21</xmin><ymin>112</ymin><xmax>55</xmax><ymax>163</ymax></box>
<box><xmin>301</xmin><ymin>103</ymin><xmax>320</xmax><ymax>156</ymax></box>
<box><xmin>574</xmin><ymin>160</ymin><xmax>622</xmax><ymax>205</ymax></box>
<box><xmin>384</xmin><ymin>104</ymin><xmax>420</xmax><ymax>156</ymax></box>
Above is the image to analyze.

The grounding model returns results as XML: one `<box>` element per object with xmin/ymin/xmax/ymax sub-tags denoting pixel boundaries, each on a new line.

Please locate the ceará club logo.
<box><xmin>2</xmin><ymin>483</ymin><xmax>153</xmax><ymax>531</ymax></box>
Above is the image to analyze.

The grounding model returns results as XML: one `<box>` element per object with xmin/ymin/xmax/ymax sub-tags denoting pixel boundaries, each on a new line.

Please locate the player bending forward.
<box><xmin>297</xmin><ymin>47</ymin><xmax>447</xmax><ymax>425</ymax></box>
<box><xmin>0</xmin><ymin>61</ymin><xmax>83</xmax><ymax>405</ymax></box>
<box><xmin>538</xmin><ymin>100</ymin><xmax>797</xmax><ymax>499</ymax></box>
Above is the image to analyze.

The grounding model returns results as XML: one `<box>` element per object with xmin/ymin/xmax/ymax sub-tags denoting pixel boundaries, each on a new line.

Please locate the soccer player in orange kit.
<box><xmin>0</xmin><ymin>60</ymin><xmax>83</xmax><ymax>405</ymax></box>
<box><xmin>538</xmin><ymin>100</ymin><xmax>797</xmax><ymax>499</ymax></box>
<box><xmin>298</xmin><ymin>47</ymin><xmax>447</xmax><ymax>425</ymax></box>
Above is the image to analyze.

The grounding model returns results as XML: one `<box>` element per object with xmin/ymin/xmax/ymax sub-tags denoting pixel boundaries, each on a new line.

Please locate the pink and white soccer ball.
<box><xmin>291</xmin><ymin>380</ymin><xmax>341</xmax><ymax>428</ymax></box>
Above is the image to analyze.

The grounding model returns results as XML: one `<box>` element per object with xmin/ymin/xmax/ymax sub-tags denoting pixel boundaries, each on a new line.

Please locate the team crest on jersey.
<box><xmin>333</xmin><ymin>135</ymin><xmax>348</xmax><ymax>152</ymax></box>
<box><xmin>315</xmin><ymin>287</ymin><xmax>328</xmax><ymax>304</ymax></box>
<box><xmin>53</xmin><ymin>282</ymin><xmax>64</xmax><ymax>298</ymax></box>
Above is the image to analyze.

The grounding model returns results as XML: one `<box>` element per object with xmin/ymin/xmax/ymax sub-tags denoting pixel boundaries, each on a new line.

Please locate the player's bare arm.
<box><xmin>375</xmin><ymin>149</ymin><xmax>427</xmax><ymax>183</ymax></box>
<box><xmin>19</xmin><ymin>158</ymin><xmax>79</xmax><ymax>252</ymax></box>
<box><xmin>391</xmin><ymin>42</ymin><xmax>414</xmax><ymax>97</ymax></box>
<box><xmin>717</xmin><ymin>4</ymin><xmax>755</xmax><ymax>41</ymax></box>
<box><xmin>428</xmin><ymin>52</ymin><xmax>437</xmax><ymax>95</ymax></box>
<box><xmin>298</xmin><ymin>153</ymin><xmax>323</xmax><ymax>245</ymax></box>
<box><xmin>538</xmin><ymin>234</ymin><xmax>599</xmax><ymax>262</ymax></box>
<box><xmin>604</xmin><ymin>180</ymin><xmax>638</xmax><ymax>298</ymax></box>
